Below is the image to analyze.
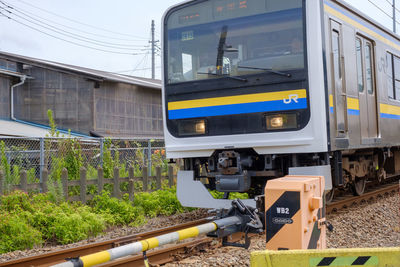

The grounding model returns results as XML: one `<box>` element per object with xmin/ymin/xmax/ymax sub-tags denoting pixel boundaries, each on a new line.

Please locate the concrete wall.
<box><xmin>94</xmin><ymin>82</ymin><xmax>163</xmax><ymax>138</ymax></box>
<box><xmin>0</xmin><ymin>75</ymin><xmax>11</xmax><ymax>119</ymax></box>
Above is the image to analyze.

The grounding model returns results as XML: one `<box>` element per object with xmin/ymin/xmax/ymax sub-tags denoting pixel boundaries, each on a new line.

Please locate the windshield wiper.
<box><xmin>197</xmin><ymin>72</ymin><xmax>248</xmax><ymax>82</ymax></box>
<box><xmin>237</xmin><ymin>66</ymin><xmax>292</xmax><ymax>77</ymax></box>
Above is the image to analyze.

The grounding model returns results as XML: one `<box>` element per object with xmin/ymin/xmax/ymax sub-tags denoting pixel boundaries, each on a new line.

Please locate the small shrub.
<box><xmin>27</xmin><ymin>168</ymin><xmax>38</xmax><ymax>184</ymax></box>
<box><xmin>133</xmin><ymin>187</ymin><xmax>190</xmax><ymax>217</ymax></box>
<box><xmin>0</xmin><ymin>141</ymin><xmax>12</xmax><ymax>192</ymax></box>
<box><xmin>0</xmin><ymin>186</ymin><xmax>192</xmax><ymax>253</ymax></box>
<box><xmin>47</xmin><ymin>179</ymin><xmax>64</xmax><ymax>204</ymax></box>
<box><xmin>86</xmin><ymin>165</ymin><xmax>98</xmax><ymax>179</ymax></box>
<box><xmin>0</xmin><ymin>212</ymin><xmax>42</xmax><ymax>253</ymax></box>
<box><xmin>91</xmin><ymin>191</ymin><xmax>145</xmax><ymax>225</ymax></box>
<box><xmin>0</xmin><ymin>190</ymin><xmax>33</xmax><ymax>213</ymax></box>
<box><xmin>46</xmin><ymin>205</ymin><xmax>106</xmax><ymax>244</ymax></box>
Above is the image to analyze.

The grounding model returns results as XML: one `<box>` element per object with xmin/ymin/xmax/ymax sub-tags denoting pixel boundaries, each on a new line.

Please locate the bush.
<box><xmin>0</xmin><ymin>190</ymin><xmax>33</xmax><ymax>213</ymax></box>
<box><xmin>133</xmin><ymin>187</ymin><xmax>191</xmax><ymax>217</ymax></box>
<box><xmin>0</xmin><ymin>212</ymin><xmax>42</xmax><ymax>253</ymax></box>
<box><xmin>91</xmin><ymin>191</ymin><xmax>145</xmax><ymax>226</ymax></box>
<box><xmin>0</xmin><ymin>186</ymin><xmax>193</xmax><ymax>253</ymax></box>
<box><xmin>46</xmin><ymin>205</ymin><xmax>106</xmax><ymax>244</ymax></box>
<box><xmin>0</xmin><ymin>191</ymin><xmax>108</xmax><ymax>251</ymax></box>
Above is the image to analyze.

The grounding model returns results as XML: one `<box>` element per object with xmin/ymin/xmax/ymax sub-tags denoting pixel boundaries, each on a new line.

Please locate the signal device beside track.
<box><xmin>265</xmin><ymin>176</ymin><xmax>326</xmax><ymax>250</ymax></box>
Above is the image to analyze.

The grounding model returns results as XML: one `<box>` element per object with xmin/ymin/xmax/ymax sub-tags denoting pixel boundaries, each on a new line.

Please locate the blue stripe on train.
<box><xmin>347</xmin><ymin>109</ymin><xmax>360</xmax><ymax>116</ymax></box>
<box><xmin>168</xmin><ymin>98</ymin><xmax>308</xmax><ymax>120</ymax></box>
<box><xmin>381</xmin><ymin>113</ymin><xmax>400</xmax><ymax>120</ymax></box>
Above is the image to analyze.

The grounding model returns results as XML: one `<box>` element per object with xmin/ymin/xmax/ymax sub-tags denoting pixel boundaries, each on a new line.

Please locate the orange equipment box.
<box><xmin>265</xmin><ymin>175</ymin><xmax>326</xmax><ymax>250</ymax></box>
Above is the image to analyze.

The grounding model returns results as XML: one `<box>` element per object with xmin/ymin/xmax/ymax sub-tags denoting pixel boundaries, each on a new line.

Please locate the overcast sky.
<box><xmin>0</xmin><ymin>0</ymin><xmax>397</xmax><ymax>80</ymax></box>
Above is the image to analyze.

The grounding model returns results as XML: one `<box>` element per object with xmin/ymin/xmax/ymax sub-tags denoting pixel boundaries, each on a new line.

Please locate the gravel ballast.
<box><xmin>165</xmin><ymin>193</ymin><xmax>400</xmax><ymax>267</ymax></box>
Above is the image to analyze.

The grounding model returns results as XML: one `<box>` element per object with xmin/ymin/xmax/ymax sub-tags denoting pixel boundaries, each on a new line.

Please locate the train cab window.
<box><xmin>365</xmin><ymin>42</ymin><xmax>374</xmax><ymax>95</ymax></box>
<box><xmin>166</xmin><ymin>0</ymin><xmax>305</xmax><ymax>84</ymax></box>
<box><xmin>356</xmin><ymin>38</ymin><xmax>364</xmax><ymax>92</ymax></box>
<box><xmin>386</xmin><ymin>52</ymin><xmax>395</xmax><ymax>99</ymax></box>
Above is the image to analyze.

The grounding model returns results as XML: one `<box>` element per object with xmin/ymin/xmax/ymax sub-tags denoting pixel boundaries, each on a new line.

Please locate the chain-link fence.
<box><xmin>0</xmin><ymin>137</ymin><xmax>166</xmax><ymax>186</ymax></box>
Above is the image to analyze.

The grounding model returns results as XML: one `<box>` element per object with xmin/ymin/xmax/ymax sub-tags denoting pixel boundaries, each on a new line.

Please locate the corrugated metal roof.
<box><xmin>0</xmin><ymin>51</ymin><xmax>161</xmax><ymax>90</ymax></box>
<box><xmin>0</xmin><ymin>119</ymin><xmax>89</xmax><ymax>138</ymax></box>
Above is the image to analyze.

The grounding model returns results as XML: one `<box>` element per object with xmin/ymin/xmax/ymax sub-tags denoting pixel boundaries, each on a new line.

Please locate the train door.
<box><xmin>355</xmin><ymin>36</ymin><xmax>378</xmax><ymax>140</ymax></box>
<box><xmin>330</xmin><ymin>20</ymin><xmax>347</xmax><ymax>138</ymax></box>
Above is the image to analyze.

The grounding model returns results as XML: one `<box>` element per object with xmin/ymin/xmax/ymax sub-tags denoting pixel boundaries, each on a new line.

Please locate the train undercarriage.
<box><xmin>182</xmin><ymin>147</ymin><xmax>400</xmax><ymax>204</ymax></box>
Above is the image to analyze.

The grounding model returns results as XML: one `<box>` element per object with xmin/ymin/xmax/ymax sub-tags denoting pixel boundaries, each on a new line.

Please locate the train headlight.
<box><xmin>178</xmin><ymin>119</ymin><xmax>206</xmax><ymax>136</ymax></box>
<box><xmin>266</xmin><ymin>114</ymin><xmax>297</xmax><ymax>130</ymax></box>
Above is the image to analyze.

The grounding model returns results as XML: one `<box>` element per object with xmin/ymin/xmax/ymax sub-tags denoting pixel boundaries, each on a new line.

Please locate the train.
<box><xmin>162</xmin><ymin>0</ymin><xmax>400</xmax><ymax>209</ymax></box>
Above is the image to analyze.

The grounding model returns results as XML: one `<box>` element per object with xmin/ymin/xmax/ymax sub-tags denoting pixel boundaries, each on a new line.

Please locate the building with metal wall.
<box><xmin>0</xmin><ymin>52</ymin><xmax>162</xmax><ymax>138</ymax></box>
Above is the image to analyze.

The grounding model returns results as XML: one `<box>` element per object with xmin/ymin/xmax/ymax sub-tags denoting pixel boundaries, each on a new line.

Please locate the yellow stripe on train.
<box><xmin>329</xmin><ymin>94</ymin><xmax>334</xmax><ymax>108</ymax></box>
<box><xmin>347</xmin><ymin>97</ymin><xmax>359</xmax><ymax>110</ymax></box>
<box><xmin>329</xmin><ymin>95</ymin><xmax>359</xmax><ymax>110</ymax></box>
<box><xmin>168</xmin><ymin>89</ymin><xmax>307</xmax><ymax>111</ymax></box>
<box><xmin>380</xmin><ymin>103</ymin><xmax>400</xmax><ymax>116</ymax></box>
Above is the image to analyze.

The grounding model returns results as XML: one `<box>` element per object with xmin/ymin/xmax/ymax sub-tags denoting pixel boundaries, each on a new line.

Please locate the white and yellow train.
<box><xmin>162</xmin><ymin>0</ymin><xmax>400</xmax><ymax>208</ymax></box>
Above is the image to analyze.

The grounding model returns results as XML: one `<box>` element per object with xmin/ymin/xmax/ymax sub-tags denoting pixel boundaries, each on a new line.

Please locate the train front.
<box><xmin>162</xmin><ymin>0</ymin><xmax>328</xmax><ymax>209</ymax></box>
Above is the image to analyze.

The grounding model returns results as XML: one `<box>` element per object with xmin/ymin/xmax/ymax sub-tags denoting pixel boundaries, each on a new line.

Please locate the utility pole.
<box><xmin>149</xmin><ymin>20</ymin><xmax>159</xmax><ymax>79</ymax></box>
<box><xmin>394</xmin><ymin>0</ymin><xmax>397</xmax><ymax>33</ymax></box>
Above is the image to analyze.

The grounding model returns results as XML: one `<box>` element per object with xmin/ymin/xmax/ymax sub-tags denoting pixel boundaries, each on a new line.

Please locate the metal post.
<box><xmin>99</xmin><ymin>138</ymin><xmax>104</xmax><ymax>167</ymax></box>
<box><xmin>151</xmin><ymin>20</ymin><xmax>155</xmax><ymax>79</ymax></box>
<box><xmin>147</xmin><ymin>140</ymin><xmax>152</xmax><ymax>177</ymax></box>
<box><xmin>149</xmin><ymin>20</ymin><xmax>159</xmax><ymax>79</ymax></box>
<box><xmin>39</xmin><ymin>138</ymin><xmax>44</xmax><ymax>184</ymax></box>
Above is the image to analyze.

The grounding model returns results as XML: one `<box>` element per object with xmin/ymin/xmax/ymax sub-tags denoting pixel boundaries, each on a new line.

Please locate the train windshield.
<box><xmin>165</xmin><ymin>0</ymin><xmax>305</xmax><ymax>84</ymax></box>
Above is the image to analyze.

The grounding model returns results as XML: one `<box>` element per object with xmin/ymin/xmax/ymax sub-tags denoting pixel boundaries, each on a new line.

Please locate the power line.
<box><xmin>384</xmin><ymin>0</ymin><xmax>400</xmax><ymax>14</ymax></box>
<box><xmin>114</xmin><ymin>66</ymin><xmax>161</xmax><ymax>73</ymax></box>
<box><xmin>129</xmin><ymin>52</ymin><xmax>151</xmax><ymax>75</ymax></box>
<box><xmin>0</xmin><ymin>11</ymin><xmax>148</xmax><ymax>55</ymax></box>
<box><xmin>0</xmin><ymin>3</ymin><xmax>149</xmax><ymax>51</ymax></box>
<box><xmin>370</xmin><ymin>0</ymin><xmax>400</xmax><ymax>30</ymax></box>
<box><xmin>15</xmin><ymin>0</ymin><xmax>148</xmax><ymax>39</ymax></box>
<box><xmin>0</xmin><ymin>1</ymin><xmax>146</xmax><ymax>42</ymax></box>
<box><xmin>368</xmin><ymin>0</ymin><xmax>393</xmax><ymax>19</ymax></box>
<box><xmin>143</xmin><ymin>52</ymin><xmax>150</xmax><ymax>77</ymax></box>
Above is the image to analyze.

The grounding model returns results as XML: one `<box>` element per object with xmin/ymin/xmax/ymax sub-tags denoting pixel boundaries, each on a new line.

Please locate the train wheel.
<box><xmin>325</xmin><ymin>189</ymin><xmax>335</xmax><ymax>204</ymax></box>
<box><xmin>376</xmin><ymin>168</ymin><xmax>386</xmax><ymax>183</ymax></box>
<box><xmin>352</xmin><ymin>178</ymin><xmax>366</xmax><ymax>196</ymax></box>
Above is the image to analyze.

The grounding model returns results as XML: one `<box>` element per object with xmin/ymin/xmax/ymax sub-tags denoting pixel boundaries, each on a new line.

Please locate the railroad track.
<box><xmin>326</xmin><ymin>182</ymin><xmax>399</xmax><ymax>214</ymax></box>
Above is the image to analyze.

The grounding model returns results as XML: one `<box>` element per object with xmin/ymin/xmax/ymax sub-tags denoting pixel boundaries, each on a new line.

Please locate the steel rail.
<box><xmin>0</xmin><ymin>218</ymin><xmax>211</xmax><ymax>267</ymax></box>
<box><xmin>326</xmin><ymin>183</ymin><xmax>399</xmax><ymax>214</ymax></box>
<box><xmin>97</xmin><ymin>232</ymin><xmax>247</xmax><ymax>267</ymax></box>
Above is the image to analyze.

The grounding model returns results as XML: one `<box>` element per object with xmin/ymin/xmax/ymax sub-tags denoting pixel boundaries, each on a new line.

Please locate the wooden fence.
<box><xmin>0</xmin><ymin>165</ymin><xmax>175</xmax><ymax>202</ymax></box>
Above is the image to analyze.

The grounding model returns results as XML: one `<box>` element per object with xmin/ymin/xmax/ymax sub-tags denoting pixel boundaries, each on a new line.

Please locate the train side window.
<box><xmin>387</xmin><ymin>52</ymin><xmax>395</xmax><ymax>99</ymax></box>
<box><xmin>355</xmin><ymin>38</ymin><xmax>364</xmax><ymax>92</ymax></box>
<box><xmin>365</xmin><ymin>42</ymin><xmax>374</xmax><ymax>95</ymax></box>
<box><xmin>332</xmin><ymin>30</ymin><xmax>341</xmax><ymax>80</ymax></box>
<box><xmin>394</xmin><ymin>56</ymin><xmax>400</xmax><ymax>100</ymax></box>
